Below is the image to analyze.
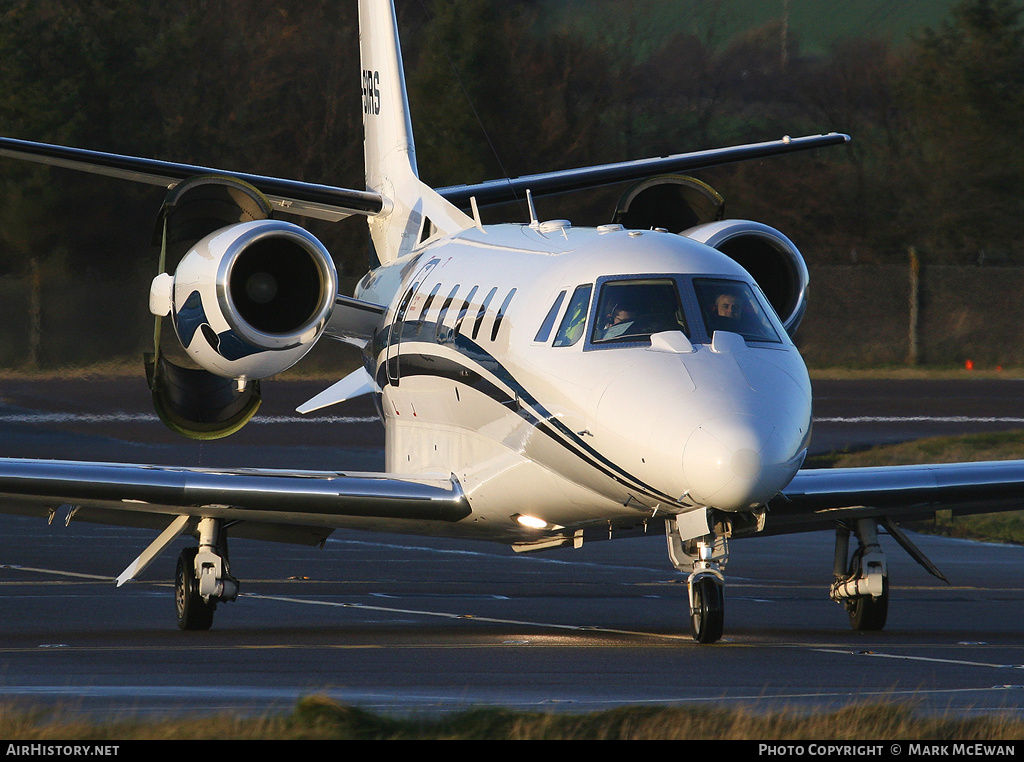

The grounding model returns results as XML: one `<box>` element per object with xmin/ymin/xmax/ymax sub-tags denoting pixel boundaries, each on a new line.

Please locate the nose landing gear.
<box><xmin>689</xmin><ymin>572</ymin><xmax>725</xmax><ymax>643</ymax></box>
<box><xmin>667</xmin><ymin>511</ymin><xmax>729</xmax><ymax>644</ymax></box>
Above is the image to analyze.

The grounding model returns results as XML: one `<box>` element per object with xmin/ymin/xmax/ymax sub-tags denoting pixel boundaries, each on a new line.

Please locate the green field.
<box><xmin>539</xmin><ymin>0</ymin><xmax>959</xmax><ymax>57</ymax></box>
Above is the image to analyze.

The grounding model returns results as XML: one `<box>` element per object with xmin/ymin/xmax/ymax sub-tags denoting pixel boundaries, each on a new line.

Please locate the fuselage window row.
<box><xmin>412</xmin><ymin>283</ymin><xmax>516</xmax><ymax>344</ymax></box>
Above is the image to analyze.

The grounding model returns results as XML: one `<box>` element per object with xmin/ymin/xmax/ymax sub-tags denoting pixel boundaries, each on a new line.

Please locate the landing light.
<box><xmin>514</xmin><ymin>514</ymin><xmax>558</xmax><ymax>530</ymax></box>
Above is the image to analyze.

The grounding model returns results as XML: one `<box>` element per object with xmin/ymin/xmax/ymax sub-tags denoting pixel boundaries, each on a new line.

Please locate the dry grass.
<box><xmin>817</xmin><ymin>430</ymin><xmax>1024</xmax><ymax>469</ymax></box>
<box><xmin>2</xmin><ymin>696</ymin><xmax>1023</xmax><ymax>740</ymax></box>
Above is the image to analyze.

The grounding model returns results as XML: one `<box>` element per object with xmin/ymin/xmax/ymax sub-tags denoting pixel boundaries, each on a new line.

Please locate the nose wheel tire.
<box><xmin>175</xmin><ymin>547</ymin><xmax>216</xmax><ymax>631</ymax></box>
<box><xmin>690</xmin><ymin>576</ymin><xmax>724</xmax><ymax>644</ymax></box>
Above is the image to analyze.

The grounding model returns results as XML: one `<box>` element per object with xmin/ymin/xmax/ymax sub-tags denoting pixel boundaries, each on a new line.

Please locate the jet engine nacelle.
<box><xmin>154</xmin><ymin>219</ymin><xmax>338</xmax><ymax>380</ymax></box>
<box><xmin>682</xmin><ymin>220</ymin><xmax>808</xmax><ymax>337</ymax></box>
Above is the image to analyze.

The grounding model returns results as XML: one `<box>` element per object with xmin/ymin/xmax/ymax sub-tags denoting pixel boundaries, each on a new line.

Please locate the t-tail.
<box><xmin>358</xmin><ymin>0</ymin><xmax>473</xmax><ymax>265</ymax></box>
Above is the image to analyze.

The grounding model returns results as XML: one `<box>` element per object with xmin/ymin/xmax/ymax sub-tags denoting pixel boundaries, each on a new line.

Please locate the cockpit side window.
<box><xmin>590</xmin><ymin>279</ymin><xmax>688</xmax><ymax>344</ymax></box>
<box><xmin>534</xmin><ymin>290</ymin><xmax>566</xmax><ymax>343</ymax></box>
<box><xmin>694</xmin><ymin>278</ymin><xmax>781</xmax><ymax>343</ymax></box>
<box><xmin>553</xmin><ymin>284</ymin><xmax>592</xmax><ymax>347</ymax></box>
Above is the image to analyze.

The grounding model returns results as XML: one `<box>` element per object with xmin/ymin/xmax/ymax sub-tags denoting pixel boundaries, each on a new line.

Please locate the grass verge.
<box><xmin>6</xmin><ymin>695</ymin><xmax>1024</xmax><ymax>740</ymax></box>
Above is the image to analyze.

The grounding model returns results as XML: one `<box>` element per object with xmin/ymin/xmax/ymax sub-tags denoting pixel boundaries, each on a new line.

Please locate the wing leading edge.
<box><xmin>0</xmin><ymin>457</ymin><xmax>469</xmax><ymax>530</ymax></box>
<box><xmin>437</xmin><ymin>132</ymin><xmax>851</xmax><ymax>208</ymax></box>
<box><xmin>766</xmin><ymin>459</ymin><xmax>1024</xmax><ymax>535</ymax></box>
<box><xmin>0</xmin><ymin>137</ymin><xmax>387</xmax><ymax>222</ymax></box>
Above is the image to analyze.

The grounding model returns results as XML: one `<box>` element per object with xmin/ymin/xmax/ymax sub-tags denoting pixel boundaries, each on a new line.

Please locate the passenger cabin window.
<box><xmin>473</xmin><ymin>287</ymin><xmax>498</xmax><ymax>340</ymax></box>
<box><xmin>435</xmin><ymin>284</ymin><xmax>460</xmax><ymax>340</ymax></box>
<box><xmin>455</xmin><ymin>285</ymin><xmax>478</xmax><ymax>334</ymax></box>
<box><xmin>490</xmin><ymin>288</ymin><xmax>517</xmax><ymax>342</ymax></box>
<box><xmin>418</xmin><ymin>283</ymin><xmax>441</xmax><ymax>322</ymax></box>
<box><xmin>591</xmin><ymin>279</ymin><xmax>687</xmax><ymax>344</ymax></box>
<box><xmin>694</xmin><ymin>278</ymin><xmax>781</xmax><ymax>343</ymax></box>
<box><xmin>553</xmin><ymin>284</ymin><xmax>592</xmax><ymax>347</ymax></box>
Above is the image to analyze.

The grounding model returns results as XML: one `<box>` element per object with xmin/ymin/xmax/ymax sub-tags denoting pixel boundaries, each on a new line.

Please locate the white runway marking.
<box><xmin>0</xmin><ymin>413</ymin><xmax>377</xmax><ymax>424</ymax></box>
<box><xmin>241</xmin><ymin>591</ymin><xmax>696</xmax><ymax>641</ymax></box>
<box><xmin>0</xmin><ymin>564</ymin><xmax>112</xmax><ymax>582</ymax></box>
<box><xmin>817</xmin><ymin>416</ymin><xmax>1024</xmax><ymax>424</ymax></box>
<box><xmin>816</xmin><ymin>647</ymin><xmax>1024</xmax><ymax>671</ymax></box>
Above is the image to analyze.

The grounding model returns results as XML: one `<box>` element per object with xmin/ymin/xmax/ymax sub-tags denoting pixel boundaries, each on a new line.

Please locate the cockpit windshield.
<box><xmin>694</xmin><ymin>278</ymin><xmax>781</xmax><ymax>343</ymax></box>
<box><xmin>590</xmin><ymin>278</ymin><xmax>688</xmax><ymax>344</ymax></box>
<box><xmin>537</xmin><ymin>275</ymin><xmax>785</xmax><ymax>350</ymax></box>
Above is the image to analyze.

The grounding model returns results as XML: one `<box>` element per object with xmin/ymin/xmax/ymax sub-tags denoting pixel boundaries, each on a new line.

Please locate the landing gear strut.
<box><xmin>831</xmin><ymin>519</ymin><xmax>888</xmax><ymax>631</ymax></box>
<box><xmin>175</xmin><ymin>517</ymin><xmax>238</xmax><ymax>631</ymax></box>
<box><xmin>830</xmin><ymin>516</ymin><xmax>950</xmax><ymax>633</ymax></box>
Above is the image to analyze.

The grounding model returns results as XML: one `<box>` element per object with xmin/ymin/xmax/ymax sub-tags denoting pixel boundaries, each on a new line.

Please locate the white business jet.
<box><xmin>0</xmin><ymin>1</ymin><xmax>1018</xmax><ymax>643</ymax></box>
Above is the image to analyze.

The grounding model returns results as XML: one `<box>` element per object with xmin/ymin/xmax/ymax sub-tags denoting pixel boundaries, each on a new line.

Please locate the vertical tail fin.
<box><xmin>359</xmin><ymin>0</ymin><xmax>471</xmax><ymax>264</ymax></box>
<box><xmin>359</xmin><ymin>0</ymin><xmax>418</xmax><ymax>192</ymax></box>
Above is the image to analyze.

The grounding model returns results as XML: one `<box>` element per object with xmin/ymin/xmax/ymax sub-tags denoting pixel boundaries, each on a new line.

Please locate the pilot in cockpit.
<box><xmin>599</xmin><ymin>303</ymin><xmax>637</xmax><ymax>340</ymax></box>
<box><xmin>694</xmin><ymin>278</ymin><xmax>782</xmax><ymax>343</ymax></box>
<box><xmin>713</xmin><ymin>290</ymin><xmax>744</xmax><ymax>322</ymax></box>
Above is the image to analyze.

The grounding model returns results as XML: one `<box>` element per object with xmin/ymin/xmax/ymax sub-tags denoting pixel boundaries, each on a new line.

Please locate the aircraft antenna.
<box><xmin>470</xmin><ymin>196</ymin><xmax>485</xmax><ymax>232</ymax></box>
<box><xmin>526</xmin><ymin>189</ymin><xmax>539</xmax><ymax>228</ymax></box>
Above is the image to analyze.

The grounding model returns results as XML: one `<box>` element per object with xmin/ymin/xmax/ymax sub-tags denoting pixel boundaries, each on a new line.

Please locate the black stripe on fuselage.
<box><xmin>375</xmin><ymin>318</ymin><xmax>681</xmax><ymax>506</ymax></box>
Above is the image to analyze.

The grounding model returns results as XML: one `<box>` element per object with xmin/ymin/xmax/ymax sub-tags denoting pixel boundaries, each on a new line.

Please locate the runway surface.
<box><xmin>1</xmin><ymin>375</ymin><xmax>1024</xmax><ymax>718</ymax></box>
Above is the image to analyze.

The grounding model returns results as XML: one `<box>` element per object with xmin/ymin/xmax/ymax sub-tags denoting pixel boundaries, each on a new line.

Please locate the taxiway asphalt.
<box><xmin>0</xmin><ymin>375</ymin><xmax>1023</xmax><ymax>718</ymax></box>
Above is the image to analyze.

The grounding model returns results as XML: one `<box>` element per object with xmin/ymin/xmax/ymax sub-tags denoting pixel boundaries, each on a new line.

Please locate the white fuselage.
<box><xmin>355</xmin><ymin>221</ymin><xmax>812</xmax><ymax>543</ymax></box>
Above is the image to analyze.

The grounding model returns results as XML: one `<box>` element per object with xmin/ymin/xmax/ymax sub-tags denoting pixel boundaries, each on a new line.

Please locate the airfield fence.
<box><xmin>798</xmin><ymin>263</ymin><xmax>1024</xmax><ymax>369</ymax></box>
<box><xmin>1</xmin><ymin>264</ymin><xmax>1023</xmax><ymax>371</ymax></box>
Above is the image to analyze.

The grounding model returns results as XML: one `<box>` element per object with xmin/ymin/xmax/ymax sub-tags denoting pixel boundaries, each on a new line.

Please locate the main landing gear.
<box><xmin>831</xmin><ymin>519</ymin><xmax>888</xmax><ymax>630</ymax></box>
<box><xmin>831</xmin><ymin>516</ymin><xmax>949</xmax><ymax>632</ymax></box>
<box><xmin>116</xmin><ymin>515</ymin><xmax>239</xmax><ymax>631</ymax></box>
<box><xmin>174</xmin><ymin>518</ymin><xmax>238</xmax><ymax>631</ymax></box>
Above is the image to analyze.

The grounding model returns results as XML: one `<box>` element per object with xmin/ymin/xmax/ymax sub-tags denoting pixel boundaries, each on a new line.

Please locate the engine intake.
<box><xmin>167</xmin><ymin>219</ymin><xmax>337</xmax><ymax>378</ymax></box>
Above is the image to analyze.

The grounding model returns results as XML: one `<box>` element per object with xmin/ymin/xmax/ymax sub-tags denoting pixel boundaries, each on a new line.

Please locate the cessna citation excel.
<box><xmin>0</xmin><ymin>1</ymin><xmax>1021</xmax><ymax>644</ymax></box>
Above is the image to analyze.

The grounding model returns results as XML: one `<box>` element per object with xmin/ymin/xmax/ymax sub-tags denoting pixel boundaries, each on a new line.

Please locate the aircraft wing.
<box><xmin>436</xmin><ymin>132</ymin><xmax>850</xmax><ymax>208</ymax></box>
<box><xmin>764</xmin><ymin>460</ymin><xmax>1024</xmax><ymax>535</ymax></box>
<box><xmin>0</xmin><ymin>137</ymin><xmax>385</xmax><ymax>222</ymax></box>
<box><xmin>0</xmin><ymin>456</ymin><xmax>470</xmax><ymax>547</ymax></box>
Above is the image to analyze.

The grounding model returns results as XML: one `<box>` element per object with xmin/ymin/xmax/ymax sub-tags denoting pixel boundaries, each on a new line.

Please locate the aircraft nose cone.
<box><xmin>682</xmin><ymin>414</ymin><xmax>800</xmax><ymax>511</ymax></box>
